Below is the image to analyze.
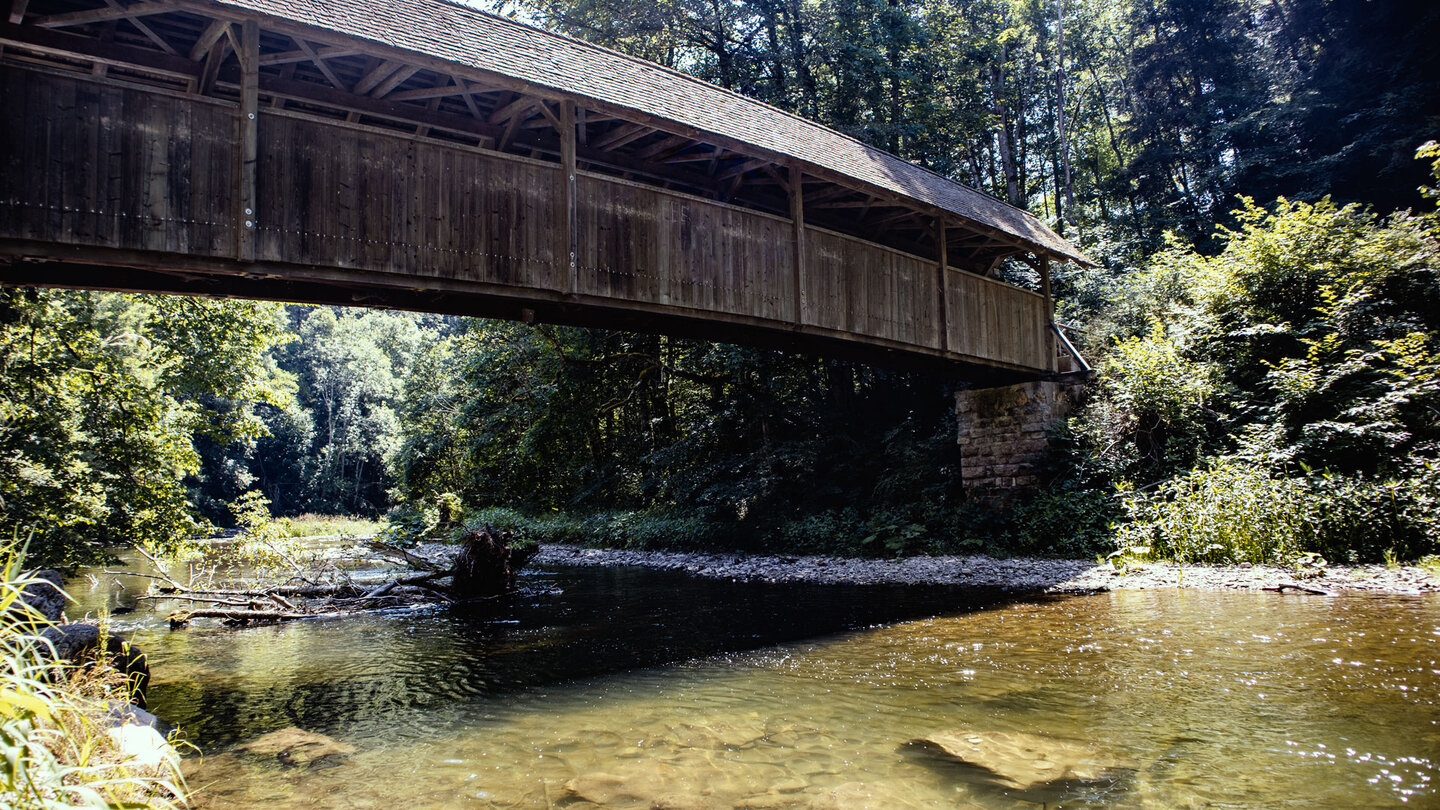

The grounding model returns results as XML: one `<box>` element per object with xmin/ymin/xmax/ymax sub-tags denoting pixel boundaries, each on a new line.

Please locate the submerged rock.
<box><xmin>907</xmin><ymin>728</ymin><xmax>1129</xmax><ymax>792</ymax></box>
<box><xmin>236</xmin><ymin>727</ymin><xmax>356</xmax><ymax>767</ymax></box>
<box><xmin>564</xmin><ymin>772</ymin><xmax>647</xmax><ymax>806</ymax></box>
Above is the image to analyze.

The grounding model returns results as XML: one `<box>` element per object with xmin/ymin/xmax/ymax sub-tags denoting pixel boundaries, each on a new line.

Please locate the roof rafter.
<box><xmin>34</xmin><ymin>2</ymin><xmax>170</xmax><ymax>28</ymax></box>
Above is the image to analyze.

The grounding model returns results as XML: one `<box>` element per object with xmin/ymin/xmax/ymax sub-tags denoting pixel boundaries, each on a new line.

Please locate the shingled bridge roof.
<box><xmin>195</xmin><ymin>0</ymin><xmax>1089</xmax><ymax>265</ymax></box>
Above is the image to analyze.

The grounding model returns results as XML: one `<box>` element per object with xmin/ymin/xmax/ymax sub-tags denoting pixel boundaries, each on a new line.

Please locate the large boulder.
<box><xmin>15</xmin><ymin>569</ymin><xmax>66</xmax><ymax>623</ymax></box>
<box><xmin>38</xmin><ymin>623</ymin><xmax>151</xmax><ymax>709</ymax></box>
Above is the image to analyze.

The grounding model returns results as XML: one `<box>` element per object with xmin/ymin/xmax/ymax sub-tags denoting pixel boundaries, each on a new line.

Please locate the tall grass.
<box><xmin>282</xmin><ymin>514</ymin><xmax>382</xmax><ymax>538</ymax></box>
<box><xmin>0</xmin><ymin>544</ymin><xmax>189</xmax><ymax>809</ymax></box>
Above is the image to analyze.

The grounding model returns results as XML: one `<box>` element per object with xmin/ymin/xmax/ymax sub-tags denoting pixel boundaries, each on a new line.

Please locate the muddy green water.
<box><xmin>80</xmin><ymin>559</ymin><xmax>1439</xmax><ymax>808</ymax></box>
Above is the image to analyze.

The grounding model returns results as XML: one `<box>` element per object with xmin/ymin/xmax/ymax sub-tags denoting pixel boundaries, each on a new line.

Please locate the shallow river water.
<box><xmin>80</xmin><ymin>559</ymin><xmax>1440</xmax><ymax>808</ymax></box>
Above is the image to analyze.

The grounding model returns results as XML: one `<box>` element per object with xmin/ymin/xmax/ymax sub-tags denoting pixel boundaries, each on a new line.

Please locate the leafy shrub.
<box><xmin>1302</xmin><ymin>465</ymin><xmax>1440</xmax><ymax>562</ymax></box>
<box><xmin>1117</xmin><ymin>459</ymin><xmax>1440</xmax><ymax>564</ymax></box>
<box><xmin>1117</xmin><ymin>459</ymin><xmax>1312</xmax><ymax>563</ymax></box>
<box><xmin>213</xmin><ymin>491</ymin><xmax>305</xmax><ymax>576</ymax></box>
<box><xmin>775</xmin><ymin>508</ymin><xmax>869</xmax><ymax>555</ymax></box>
<box><xmin>1008</xmin><ymin>486</ymin><xmax>1120</xmax><ymax>558</ymax></box>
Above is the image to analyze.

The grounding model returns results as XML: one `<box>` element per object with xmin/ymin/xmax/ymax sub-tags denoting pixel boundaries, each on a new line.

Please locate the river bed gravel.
<box><xmin>505</xmin><ymin>544</ymin><xmax>1440</xmax><ymax>595</ymax></box>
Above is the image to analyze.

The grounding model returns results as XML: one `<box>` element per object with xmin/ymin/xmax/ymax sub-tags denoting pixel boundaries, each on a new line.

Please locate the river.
<box><xmin>77</xmin><ymin>552</ymin><xmax>1439</xmax><ymax>808</ymax></box>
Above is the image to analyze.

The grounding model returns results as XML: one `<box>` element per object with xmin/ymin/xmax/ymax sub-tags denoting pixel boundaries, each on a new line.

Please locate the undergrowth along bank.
<box><xmin>0</xmin><ymin>546</ymin><xmax>188</xmax><ymax>810</ymax></box>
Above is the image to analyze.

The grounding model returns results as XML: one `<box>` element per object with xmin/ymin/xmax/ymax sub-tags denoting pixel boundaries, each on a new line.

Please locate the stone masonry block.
<box><xmin>954</xmin><ymin>378</ymin><xmax>1088</xmax><ymax>504</ymax></box>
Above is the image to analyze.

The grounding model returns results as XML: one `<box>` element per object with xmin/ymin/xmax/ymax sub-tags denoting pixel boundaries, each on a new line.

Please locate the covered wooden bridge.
<box><xmin>0</xmin><ymin>0</ymin><xmax>1090</xmax><ymax>379</ymax></box>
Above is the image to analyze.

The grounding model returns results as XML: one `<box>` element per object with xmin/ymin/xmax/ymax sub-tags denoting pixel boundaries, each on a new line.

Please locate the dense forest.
<box><xmin>2</xmin><ymin>0</ymin><xmax>1437</xmax><ymax>567</ymax></box>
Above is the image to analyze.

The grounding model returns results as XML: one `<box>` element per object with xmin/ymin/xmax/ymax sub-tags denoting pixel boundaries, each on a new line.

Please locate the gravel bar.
<box><xmin>527</xmin><ymin>544</ymin><xmax>1440</xmax><ymax>596</ymax></box>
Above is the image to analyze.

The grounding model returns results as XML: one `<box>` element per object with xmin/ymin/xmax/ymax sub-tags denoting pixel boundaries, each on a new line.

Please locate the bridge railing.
<box><xmin>0</xmin><ymin>64</ymin><xmax>1054</xmax><ymax>375</ymax></box>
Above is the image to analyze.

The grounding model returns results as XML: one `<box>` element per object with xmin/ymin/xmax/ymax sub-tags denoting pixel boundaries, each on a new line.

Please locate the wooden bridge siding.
<box><xmin>0</xmin><ymin>69</ymin><xmax>235</xmax><ymax>257</ymax></box>
<box><xmin>946</xmin><ymin>269</ymin><xmax>1051</xmax><ymax>370</ymax></box>
<box><xmin>803</xmin><ymin>229</ymin><xmax>942</xmax><ymax>349</ymax></box>
<box><xmin>256</xmin><ymin>113</ymin><xmax>562</xmax><ymax>289</ymax></box>
<box><xmin>575</xmin><ymin>175</ymin><xmax>793</xmax><ymax>321</ymax></box>
<box><xmin>0</xmin><ymin>65</ymin><xmax>1056</xmax><ymax>374</ymax></box>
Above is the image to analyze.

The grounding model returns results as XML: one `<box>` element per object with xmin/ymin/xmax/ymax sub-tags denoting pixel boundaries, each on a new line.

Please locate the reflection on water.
<box><xmin>81</xmin><ymin>559</ymin><xmax>1440</xmax><ymax>808</ymax></box>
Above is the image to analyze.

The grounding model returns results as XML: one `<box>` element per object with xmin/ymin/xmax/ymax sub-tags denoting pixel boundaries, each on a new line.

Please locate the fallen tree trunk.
<box><xmin>155</xmin><ymin>525</ymin><xmax>533</xmax><ymax>627</ymax></box>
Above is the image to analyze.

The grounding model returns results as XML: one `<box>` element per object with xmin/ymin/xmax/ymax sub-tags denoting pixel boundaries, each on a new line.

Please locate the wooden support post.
<box><xmin>559</xmin><ymin>99</ymin><xmax>577</xmax><ymax>295</ymax></box>
<box><xmin>789</xmin><ymin>162</ymin><xmax>805</xmax><ymax>325</ymax></box>
<box><xmin>1038</xmin><ymin>254</ymin><xmax>1055</xmax><ymax>370</ymax></box>
<box><xmin>936</xmin><ymin>216</ymin><xmax>949</xmax><ymax>352</ymax></box>
<box><xmin>235</xmin><ymin>19</ymin><xmax>258</xmax><ymax>262</ymax></box>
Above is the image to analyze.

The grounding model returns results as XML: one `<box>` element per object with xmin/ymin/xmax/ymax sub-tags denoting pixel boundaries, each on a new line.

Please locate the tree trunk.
<box><xmin>991</xmin><ymin>44</ymin><xmax>1021</xmax><ymax>207</ymax></box>
<box><xmin>1055</xmin><ymin>0</ymin><xmax>1075</xmax><ymax>227</ymax></box>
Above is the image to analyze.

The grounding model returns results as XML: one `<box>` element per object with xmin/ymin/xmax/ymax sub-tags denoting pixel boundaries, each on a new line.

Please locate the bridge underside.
<box><xmin>0</xmin><ymin>0</ymin><xmax>1071</xmax><ymax>379</ymax></box>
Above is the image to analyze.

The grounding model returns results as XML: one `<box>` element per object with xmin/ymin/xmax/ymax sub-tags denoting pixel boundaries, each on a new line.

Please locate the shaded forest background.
<box><xmin>3</xmin><ymin>0</ymin><xmax>1438</xmax><ymax>566</ymax></box>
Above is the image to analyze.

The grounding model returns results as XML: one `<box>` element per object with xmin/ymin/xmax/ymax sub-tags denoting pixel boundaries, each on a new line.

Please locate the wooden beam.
<box><xmin>0</xmin><ymin>20</ymin><xmax>197</xmax><ymax>77</ymax></box>
<box><xmin>196</xmin><ymin>26</ymin><xmax>228</xmax><ymax>94</ymax></box>
<box><xmin>497</xmin><ymin>107</ymin><xmax>526</xmax><ymax>151</ymax></box>
<box><xmin>1038</xmin><ymin>254</ymin><xmax>1054</xmax><ymax>369</ymax></box>
<box><xmin>103</xmin><ymin>0</ymin><xmax>174</xmax><ymax>54</ymax></box>
<box><xmin>89</xmin><ymin>18</ymin><xmax>116</xmax><ymax>76</ymax></box>
<box><xmin>188</xmin><ymin>18</ymin><xmax>227</xmax><ymax>61</ymax></box>
<box><xmin>387</xmin><ymin>79</ymin><xmax>479</xmax><ymax>102</ymax></box>
<box><xmin>7</xmin><ymin>0</ymin><xmax>29</xmax><ymax>24</ymax></box>
<box><xmin>636</xmin><ymin>134</ymin><xmax>690</xmax><ymax>160</ymax></box>
<box><xmin>790</xmin><ymin>162</ymin><xmax>806</xmax><ymax>325</ymax></box>
<box><xmin>812</xmin><ymin>199</ymin><xmax>890</xmax><ymax>209</ymax></box>
<box><xmin>756</xmin><ymin>164</ymin><xmax>789</xmax><ymax>191</ymax></box>
<box><xmin>559</xmin><ymin>100</ymin><xmax>577</xmax><ymax>295</ymax></box>
<box><xmin>662</xmin><ymin>149</ymin><xmax>723</xmax><ymax>164</ymax></box>
<box><xmin>35</xmin><ymin>2</ymin><xmax>172</xmax><ymax>28</ymax></box>
<box><xmin>591</xmin><ymin>122</ymin><xmax>649</xmax><ymax>151</ymax></box>
<box><xmin>533</xmin><ymin>99</ymin><xmax>561</xmax><ymax>131</ymax></box>
<box><xmin>874</xmin><ymin>208</ymin><xmax>926</xmax><ymax>228</ymax></box>
<box><xmin>487</xmin><ymin>94</ymin><xmax>532</xmax><ymax>124</ymax></box>
<box><xmin>352</xmin><ymin>58</ymin><xmax>404</xmax><ymax>95</ymax></box>
<box><xmin>259</xmin><ymin>44</ymin><xmax>358</xmax><ymax>66</ymax></box>
<box><xmin>451</xmin><ymin>74</ymin><xmax>483</xmax><ymax>119</ymax></box>
<box><xmin>292</xmin><ymin>36</ymin><xmax>344</xmax><ymax>90</ymax></box>
<box><xmin>716</xmin><ymin>157</ymin><xmax>769</xmax><ymax>182</ymax></box>
<box><xmin>236</xmin><ymin>18</ymin><xmax>258</xmax><ymax>262</ymax></box>
<box><xmin>371</xmin><ymin>64</ymin><xmax>419</xmax><ymax>97</ymax></box>
<box><xmin>936</xmin><ymin>217</ymin><xmax>949</xmax><ymax>351</ymax></box>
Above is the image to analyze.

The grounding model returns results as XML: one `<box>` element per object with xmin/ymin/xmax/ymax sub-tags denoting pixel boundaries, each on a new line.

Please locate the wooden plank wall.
<box><xmin>804</xmin><ymin>228</ymin><xmax>942</xmax><ymax>350</ymax></box>
<box><xmin>575</xmin><ymin>175</ymin><xmax>793</xmax><ymax>321</ymax></box>
<box><xmin>256</xmin><ymin>112</ymin><xmax>561</xmax><ymax>290</ymax></box>
<box><xmin>947</xmin><ymin>269</ymin><xmax>1051</xmax><ymax>370</ymax></box>
<box><xmin>0</xmin><ymin>65</ymin><xmax>1056</xmax><ymax>374</ymax></box>
<box><xmin>0</xmin><ymin>69</ymin><xmax>235</xmax><ymax>256</ymax></box>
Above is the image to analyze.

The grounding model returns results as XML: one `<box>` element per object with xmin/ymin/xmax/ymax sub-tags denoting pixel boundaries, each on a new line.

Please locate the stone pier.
<box><xmin>955</xmin><ymin>380</ymin><xmax>1084</xmax><ymax>502</ymax></box>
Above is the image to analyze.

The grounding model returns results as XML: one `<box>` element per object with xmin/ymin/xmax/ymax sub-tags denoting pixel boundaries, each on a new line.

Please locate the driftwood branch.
<box><xmin>364</xmin><ymin>540</ymin><xmax>446</xmax><ymax>572</ymax></box>
<box><xmin>1263</xmin><ymin>582</ymin><xmax>1337</xmax><ymax>596</ymax></box>
<box><xmin>150</xmin><ymin>526</ymin><xmax>528</xmax><ymax>628</ymax></box>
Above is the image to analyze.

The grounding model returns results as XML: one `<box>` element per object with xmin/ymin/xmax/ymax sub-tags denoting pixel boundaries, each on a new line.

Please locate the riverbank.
<box><xmin>514</xmin><ymin>544</ymin><xmax>1440</xmax><ymax>595</ymax></box>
